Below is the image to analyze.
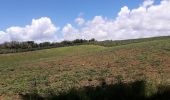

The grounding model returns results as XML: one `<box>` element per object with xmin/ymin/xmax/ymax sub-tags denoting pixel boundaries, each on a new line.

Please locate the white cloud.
<box><xmin>75</xmin><ymin>17</ymin><xmax>85</xmax><ymax>26</ymax></box>
<box><xmin>142</xmin><ymin>0</ymin><xmax>154</xmax><ymax>7</ymax></box>
<box><xmin>62</xmin><ymin>0</ymin><xmax>170</xmax><ymax>41</ymax></box>
<box><xmin>118</xmin><ymin>6</ymin><xmax>130</xmax><ymax>17</ymax></box>
<box><xmin>62</xmin><ymin>24</ymin><xmax>81</xmax><ymax>40</ymax></box>
<box><xmin>0</xmin><ymin>17</ymin><xmax>59</xmax><ymax>43</ymax></box>
<box><xmin>1</xmin><ymin>0</ymin><xmax>170</xmax><ymax>43</ymax></box>
<box><xmin>0</xmin><ymin>31</ymin><xmax>10</xmax><ymax>43</ymax></box>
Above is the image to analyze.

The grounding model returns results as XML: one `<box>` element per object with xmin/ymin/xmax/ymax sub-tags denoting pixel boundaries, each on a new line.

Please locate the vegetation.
<box><xmin>0</xmin><ymin>39</ymin><xmax>95</xmax><ymax>54</ymax></box>
<box><xmin>0</xmin><ymin>36</ymin><xmax>169</xmax><ymax>54</ymax></box>
<box><xmin>0</xmin><ymin>36</ymin><xmax>170</xmax><ymax>100</ymax></box>
<box><xmin>21</xmin><ymin>80</ymin><xmax>170</xmax><ymax>100</ymax></box>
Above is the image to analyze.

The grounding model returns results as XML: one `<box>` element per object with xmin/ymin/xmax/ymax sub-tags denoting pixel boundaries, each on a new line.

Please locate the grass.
<box><xmin>20</xmin><ymin>80</ymin><xmax>170</xmax><ymax>100</ymax></box>
<box><xmin>0</xmin><ymin>37</ymin><xmax>170</xmax><ymax>99</ymax></box>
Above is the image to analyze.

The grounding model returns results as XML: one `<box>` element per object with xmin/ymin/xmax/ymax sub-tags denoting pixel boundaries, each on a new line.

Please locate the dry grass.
<box><xmin>0</xmin><ymin>38</ymin><xmax>170</xmax><ymax>99</ymax></box>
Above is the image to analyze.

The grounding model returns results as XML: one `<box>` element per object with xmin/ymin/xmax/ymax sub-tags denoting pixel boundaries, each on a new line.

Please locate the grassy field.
<box><xmin>0</xmin><ymin>37</ymin><xmax>170</xmax><ymax>100</ymax></box>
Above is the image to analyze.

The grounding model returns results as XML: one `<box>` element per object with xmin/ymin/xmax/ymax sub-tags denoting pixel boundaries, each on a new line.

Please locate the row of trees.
<box><xmin>0</xmin><ymin>39</ymin><xmax>96</xmax><ymax>53</ymax></box>
<box><xmin>1</xmin><ymin>36</ymin><xmax>169</xmax><ymax>54</ymax></box>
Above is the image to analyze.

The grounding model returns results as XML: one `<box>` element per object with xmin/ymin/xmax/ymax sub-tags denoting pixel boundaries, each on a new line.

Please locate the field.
<box><xmin>0</xmin><ymin>37</ymin><xmax>170</xmax><ymax>100</ymax></box>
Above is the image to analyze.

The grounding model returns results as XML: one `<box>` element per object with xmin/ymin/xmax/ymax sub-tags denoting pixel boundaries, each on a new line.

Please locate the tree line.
<box><xmin>0</xmin><ymin>36</ymin><xmax>169</xmax><ymax>54</ymax></box>
<box><xmin>0</xmin><ymin>39</ymin><xmax>96</xmax><ymax>54</ymax></box>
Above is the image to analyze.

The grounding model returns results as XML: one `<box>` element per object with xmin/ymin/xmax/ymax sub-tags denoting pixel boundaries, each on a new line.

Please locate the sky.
<box><xmin>0</xmin><ymin>0</ymin><xmax>170</xmax><ymax>43</ymax></box>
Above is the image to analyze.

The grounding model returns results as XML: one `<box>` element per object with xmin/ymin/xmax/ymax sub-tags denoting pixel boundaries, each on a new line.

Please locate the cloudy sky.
<box><xmin>0</xmin><ymin>0</ymin><xmax>170</xmax><ymax>43</ymax></box>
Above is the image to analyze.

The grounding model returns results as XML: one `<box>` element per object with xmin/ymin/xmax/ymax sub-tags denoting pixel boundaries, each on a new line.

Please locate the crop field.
<box><xmin>0</xmin><ymin>37</ymin><xmax>170</xmax><ymax>100</ymax></box>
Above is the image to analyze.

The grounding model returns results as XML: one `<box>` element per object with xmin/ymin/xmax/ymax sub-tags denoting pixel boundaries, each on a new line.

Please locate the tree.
<box><xmin>89</xmin><ymin>38</ymin><xmax>96</xmax><ymax>42</ymax></box>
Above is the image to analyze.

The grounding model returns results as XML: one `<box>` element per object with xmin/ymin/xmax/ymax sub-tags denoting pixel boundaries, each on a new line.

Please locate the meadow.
<box><xmin>0</xmin><ymin>37</ymin><xmax>170</xmax><ymax>100</ymax></box>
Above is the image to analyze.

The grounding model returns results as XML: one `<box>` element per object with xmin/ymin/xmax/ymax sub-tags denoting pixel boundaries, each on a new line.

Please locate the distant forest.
<box><xmin>0</xmin><ymin>36</ymin><xmax>169</xmax><ymax>54</ymax></box>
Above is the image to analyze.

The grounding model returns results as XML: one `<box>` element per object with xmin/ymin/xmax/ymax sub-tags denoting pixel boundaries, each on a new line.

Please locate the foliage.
<box><xmin>0</xmin><ymin>36</ymin><xmax>170</xmax><ymax>99</ymax></box>
<box><xmin>0</xmin><ymin>36</ymin><xmax>170</xmax><ymax>54</ymax></box>
<box><xmin>0</xmin><ymin>39</ymin><xmax>95</xmax><ymax>54</ymax></box>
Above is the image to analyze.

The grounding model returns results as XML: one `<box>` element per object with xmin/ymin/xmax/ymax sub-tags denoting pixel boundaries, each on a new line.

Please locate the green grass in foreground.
<box><xmin>0</xmin><ymin>37</ymin><xmax>170</xmax><ymax>99</ymax></box>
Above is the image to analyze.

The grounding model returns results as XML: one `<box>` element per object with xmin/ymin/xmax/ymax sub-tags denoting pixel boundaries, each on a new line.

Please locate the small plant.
<box><xmin>98</xmin><ymin>78</ymin><xmax>106</xmax><ymax>87</ymax></box>
<box><xmin>137</xmin><ymin>54</ymin><xmax>147</xmax><ymax>61</ymax></box>
<box><xmin>150</xmin><ymin>59</ymin><xmax>161</xmax><ymax>67</ymax></box>
<box><xmin>115</xmin><ymin>75</ymin><xmax>123</xmax><ymax>84</ymax></box>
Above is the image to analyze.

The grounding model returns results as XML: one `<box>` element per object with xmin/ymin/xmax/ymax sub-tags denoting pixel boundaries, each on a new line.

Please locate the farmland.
<box><xmin>0</xmin><ymin>37</ymin><xmax>170</xmax><ymax>100</ymax></box>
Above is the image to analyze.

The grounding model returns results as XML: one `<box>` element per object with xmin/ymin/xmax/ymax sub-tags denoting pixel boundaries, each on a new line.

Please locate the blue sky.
<box><xmin>0</xmin><ymin>0</ymin><xmax>149</xmax><ymax>30</ymax></box>
<box><xmin>0</xmin><ymin>0</ymin><xmax>169</xmax><ymax>43</ymax></box>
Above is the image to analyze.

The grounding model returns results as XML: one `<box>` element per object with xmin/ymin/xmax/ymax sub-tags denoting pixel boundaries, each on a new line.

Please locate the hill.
<box><xmin>0</xmin><ymin>36</ymin><xmax>170</xmax><ymax>54</ymax></box>
<box><xmin>0</xmin><ymin>37</ymin><xmax>170</xmax><ymax>100</ymax></box>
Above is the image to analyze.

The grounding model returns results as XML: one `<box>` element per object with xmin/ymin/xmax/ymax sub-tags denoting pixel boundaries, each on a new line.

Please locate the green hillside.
<box><xmin>0</xmin><ymin>37</ymin><xmax>170</xmax><ymax>100</ymax></box>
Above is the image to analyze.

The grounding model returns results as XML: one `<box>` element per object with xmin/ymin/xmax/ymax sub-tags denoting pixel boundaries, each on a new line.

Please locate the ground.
<box><xmin>0</xmin><ymin>38</ymin><xmax>170</xmax><ymax>100</ymax></box>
